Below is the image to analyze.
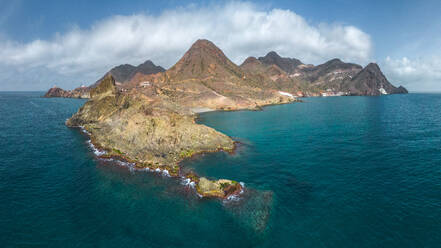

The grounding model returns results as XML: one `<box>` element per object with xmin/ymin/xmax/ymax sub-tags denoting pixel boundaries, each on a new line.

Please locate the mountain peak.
<box><xmin>241</xmin><ymin>56</ymin><xmax>259</xmax><ymax>66</ymax></box>
<box><xmin>138</xmin><ymin>60</ymin><xmax>154</xmax><ymax>67</ymax></box>
<box><xmin>167</xmin><ymin>39</ymin><xmax>242</xmax><ymax>81</ymax></box>
<box><xmin>349</xmin><ymin>62</ymin><xmax>408</xmax><ymax>95</ymax></box>
<box><xmin>182</xmin><ymin>39</ymin><xmax>227</xmax><ymax>60</ymax></box>
<box><xmin>258</xmin><ymin>51</ymin><xmax>303</xmax><ymax>73</ymax></box>
<box><xmin>265</xmin><ymin>51</ymin><xmax>282</xmax><ymax>59</ymax></box>
<box><xmin>191</xmin><ymin>39</ymin><xmax>216</xmax><ymax>47</ymax></box>
<box><xmin>325</xmin><ymin>58</ymin><xmax>343</xmax><ymax>65</ymax></box>
<box><xmin>365</xmin><ymin>62</ymin><xmax>381</xmax><ymax>71</ymax></box>
<box><xmin>90</xmin><ymin>74</ymin><xmax>116</xmax><ymax>98</ymax></box>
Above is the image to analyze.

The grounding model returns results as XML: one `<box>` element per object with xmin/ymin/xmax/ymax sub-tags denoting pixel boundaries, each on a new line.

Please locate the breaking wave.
<box><xmin>86</xmin><ymin>140</ymin><xmax>106</xmax><ymax>156</ymax></box>
<box><xmin>181</xmin><ymin>178</ymin><xmax>196</xmax><ymax>188</ymax></box>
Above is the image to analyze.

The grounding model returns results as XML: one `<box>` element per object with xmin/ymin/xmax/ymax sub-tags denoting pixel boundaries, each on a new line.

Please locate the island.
<box><xmin>49</xmin><ymin>39</ymin><xmax>407</xmax><ymax>199</ymax></box>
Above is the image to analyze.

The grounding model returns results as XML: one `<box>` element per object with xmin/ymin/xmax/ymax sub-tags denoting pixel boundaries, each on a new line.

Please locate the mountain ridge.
<box><xmin>45</xmin><ymin>39</ymin><xmax>407</xmax><ymax>98</ymax></box>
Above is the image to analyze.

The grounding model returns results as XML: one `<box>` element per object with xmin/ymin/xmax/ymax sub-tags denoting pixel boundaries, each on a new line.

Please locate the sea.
<box><xmin>1</xmin><ymin>91</ymin><xmax>440</xmax><ymax>247</ymax></box>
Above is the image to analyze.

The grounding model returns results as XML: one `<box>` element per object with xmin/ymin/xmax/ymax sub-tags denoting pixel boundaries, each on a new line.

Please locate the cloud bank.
<box><xmin>0</xmin><ymin>2</ymin><xmax>372</xmax><ymax>90</ymax></box>
<box><xmin>383</xmin><ymin>56</ymin><xmax>441</xmax><ymax>92</ymax></box>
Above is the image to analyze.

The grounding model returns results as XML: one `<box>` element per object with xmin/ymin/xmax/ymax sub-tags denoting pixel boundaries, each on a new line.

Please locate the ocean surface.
<box><xmin>1</xmin><ymin>92</ymin><xmax>441</xmax><ymax>247</ymax></box>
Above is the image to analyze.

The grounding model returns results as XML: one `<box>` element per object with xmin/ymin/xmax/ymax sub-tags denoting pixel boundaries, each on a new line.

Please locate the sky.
<box><xmin>0</xmin><ymin>0</ymin><xmax>440</xmax><ymax>92</ymax></box>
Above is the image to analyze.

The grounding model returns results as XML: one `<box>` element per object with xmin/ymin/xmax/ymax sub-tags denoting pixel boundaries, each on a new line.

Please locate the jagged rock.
<box><xmin>196</xmin><ymin>177</ymin><xmax>242</xmax><ymax>198</ymax></box>
<box><xmin>44</xmin><ymin>86</ymin><xmax>90</xmax><ymax>98</ymax></box>
<box><xmin>348</xmin><ymin>63</ymin><xmax>406</xmax><ymax>95</ymax></box>
<box><xmin>44</xmin><ymin>87</ymin><xmax>69</xmax><ymax>98</ymax></box>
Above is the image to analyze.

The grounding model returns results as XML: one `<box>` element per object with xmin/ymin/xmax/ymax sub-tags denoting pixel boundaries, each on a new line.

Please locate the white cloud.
<box><xmin>0</xmin><ymin>1</ymin><xmax>372</xmax><ymax>90</ymax></box>
<box><xmin>383</xmin><ymin>56</ymin><xmax>441</xmax><ymax>92</ymax></box>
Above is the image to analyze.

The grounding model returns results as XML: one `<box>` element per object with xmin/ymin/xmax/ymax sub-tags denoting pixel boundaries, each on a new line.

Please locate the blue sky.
<box><xmin>1</xmin><ymin>0</ymin><xmax>440</xmax><ymax>91</ymax></box>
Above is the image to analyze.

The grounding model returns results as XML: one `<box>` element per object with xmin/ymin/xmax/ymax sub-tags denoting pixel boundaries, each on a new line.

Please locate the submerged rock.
<box><xmin>224</xmin><ymin>189</ymin><xmax>274</xmax><ymax>233</ymax></box>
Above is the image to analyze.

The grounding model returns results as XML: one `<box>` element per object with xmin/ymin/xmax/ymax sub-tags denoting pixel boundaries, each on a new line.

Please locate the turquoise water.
<box><xmin>1</xmin><ymin>92</ymin><xmax>441</xmax><ymax>247</ymax></box>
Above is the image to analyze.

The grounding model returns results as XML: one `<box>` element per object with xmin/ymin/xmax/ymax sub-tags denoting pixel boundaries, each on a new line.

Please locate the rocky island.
<box><xmin>56</xmin><ymin>39</ymin><xmax>407</xmax><ymax>199</ymax></box>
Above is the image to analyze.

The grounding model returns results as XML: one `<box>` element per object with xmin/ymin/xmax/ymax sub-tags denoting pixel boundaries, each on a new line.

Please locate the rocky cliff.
<box><xmin>347</xmin><ymin>63</ymin><xmax>408</xmax><ymax>95</ymax></box>
<box><xmin>44</xmin><ymin>86</ymin><xmax>90</xmax><ymax>98</ymax></box>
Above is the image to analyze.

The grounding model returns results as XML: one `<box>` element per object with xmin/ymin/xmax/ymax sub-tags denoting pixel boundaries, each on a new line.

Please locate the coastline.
<box><xmin>74</xmin><ymin>124</ymin><xmax>244</xmax><ymax>200</ymax></box>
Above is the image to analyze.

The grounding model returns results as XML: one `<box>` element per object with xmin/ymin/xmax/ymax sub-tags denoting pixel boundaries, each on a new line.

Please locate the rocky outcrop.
<box><xmin>196</xmin><ymin>178</ymin><xmax>242</xmax><ymax>198</ymax></box>
<box><xmin>44</xmin><ymin>86</ymin><xmax>90</xmax><ymax>98</ymax></box>
<box><xmin>93</xmin><ymin>60</ymin><xmax>165</xmax><ymax>86</ymax></box>
<box><xmin>44</xmin><ymin>87</ymin><xmax>69</xmax><ymax>98</ymax></box>
<box><xmin>66</xmin><ymin>75</ymin><xmax>237</xmax><ymax>196</ymax></box>
<box><xmin>44</xmin><ymin>60</ymin><xmax>165</xmax><ymax>99</ymax></box>
<box><xmin>347</xmin><ymin>63</ymin><xmax>408</xmax><ymax>95</ymax></box>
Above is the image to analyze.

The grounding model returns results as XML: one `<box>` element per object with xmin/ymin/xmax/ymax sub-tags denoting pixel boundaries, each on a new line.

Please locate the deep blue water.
<box><xmin>1</xmin><ymin>92</ymin><xmax>441</xmax><ymax>247</ymax></box>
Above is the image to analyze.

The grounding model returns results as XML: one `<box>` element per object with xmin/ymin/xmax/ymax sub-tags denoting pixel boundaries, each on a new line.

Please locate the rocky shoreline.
<box><xmin>76</xmin><ymin>124</ymin><xmax>244</xmax><ymax>199</ymax></box>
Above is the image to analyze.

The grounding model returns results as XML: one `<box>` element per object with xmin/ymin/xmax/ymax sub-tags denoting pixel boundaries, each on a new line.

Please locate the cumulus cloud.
<box><xmin>0</xmin><ymin>1</ymin><xmax>372</xmax><ymax>90</ymax></box>
<box><xmin>382</xmin><ymin>56</ymin><xmax>441</xmax><ymax>92</ymax></box>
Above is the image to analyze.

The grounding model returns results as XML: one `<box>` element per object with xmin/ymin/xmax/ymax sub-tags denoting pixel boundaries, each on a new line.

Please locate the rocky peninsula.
<box><xmin>61</xmin><ymin>39</ymin><xmax>407</xmax><ymax>199</ymax></box>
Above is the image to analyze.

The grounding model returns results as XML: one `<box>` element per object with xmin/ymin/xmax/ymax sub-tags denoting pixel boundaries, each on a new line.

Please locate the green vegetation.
<box><xmin>112</xmin><ymin>148</ymin><xmax>123</xmax><ymax>155</ymax></box>
<box><xmin>180</xmin><ymin>149</ymin><xmax>195</xmax><ymax>158</ymax></box>
<box><xmin>219</xmin><ymin>182</ymin><xmax>230</xmax><ymax>189</ymax></box>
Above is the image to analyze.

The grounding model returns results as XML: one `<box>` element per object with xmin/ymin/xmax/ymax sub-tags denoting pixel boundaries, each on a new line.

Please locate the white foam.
<box><xmin>239</xmin><ymin>182</ymin><xmax>245</xmax><ymax>194</ymax></box>
<box><xmin>79</xmin><ymin>126</ymin><xmax>91</xmax><ymax>135</ymax></box>
<box><xmin>87</xmin><ymin>140</ymin><xmax>106</xmax><ymax>156</ymax></box>
<box><xmin>162</xmin><ymin>169</ymin><xmax>170</xmax><ymax>177</ymax></box>
<box><xmin>116</xmin><ymin>160</ymin><xmax>135</xmax><ymax>168</ymax></box>
<box><xmin>223</xmin><ymin>182</ymin><xmax>246</xmax><ymax>203</ymax></box>
<box><xmin>379</xmin><ymin>87</ymin><xmax>388</xmax><ymax>95</ymax></box>
<box><xmin>224</xmin><ymin>194</ymin><xmax>241</xmax><ymax>202</ymax></box>
<box><xmin>191</xmin><ymin>107</ymin><xmax>214</xmax><ymax>113</ymax></box>
<box><xmin>181</xmin><ymin>178</ymin><xmax>196</xmax><ymax>188</ymax></box>
<box><xmin>278</xmin><ymin>91</ymin><xmax>294</xmax><ymax>98</ymax></box>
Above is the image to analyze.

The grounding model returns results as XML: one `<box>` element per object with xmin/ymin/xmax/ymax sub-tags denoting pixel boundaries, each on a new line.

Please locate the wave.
<box><xmin>223</xmin><ymin>181</ymin><xmax>246</xmax><ymax>203</ymax></box>
<box><xmin>181</xmin><ymin>178</ymin><xmax>196</xmax><ymax>188</ymax></box>
<box><xmin>79</xmin><ymin>126</ymin><xmax>91</xmax><ymax>135</ymax></box>
<box><xmin>86</xmin><ymin>140</ymin><xmax>106</xmax><ymax>156</ymax></box>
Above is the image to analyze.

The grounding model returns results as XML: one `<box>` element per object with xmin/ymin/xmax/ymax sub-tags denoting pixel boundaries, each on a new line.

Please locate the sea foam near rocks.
<box><xmin>86</xmin><ymin>140</ymin><xmax>106</xmax><ymax>156</ymax></box>
<box><xmin>223</xmin><ymin>182</ymin><xmax>245</xmax><ymax>203</ymax></box>
<box><xmin>181</xmin><ymin>178</ymin><xmax>196</xmax><ymax>188</ymax></box>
